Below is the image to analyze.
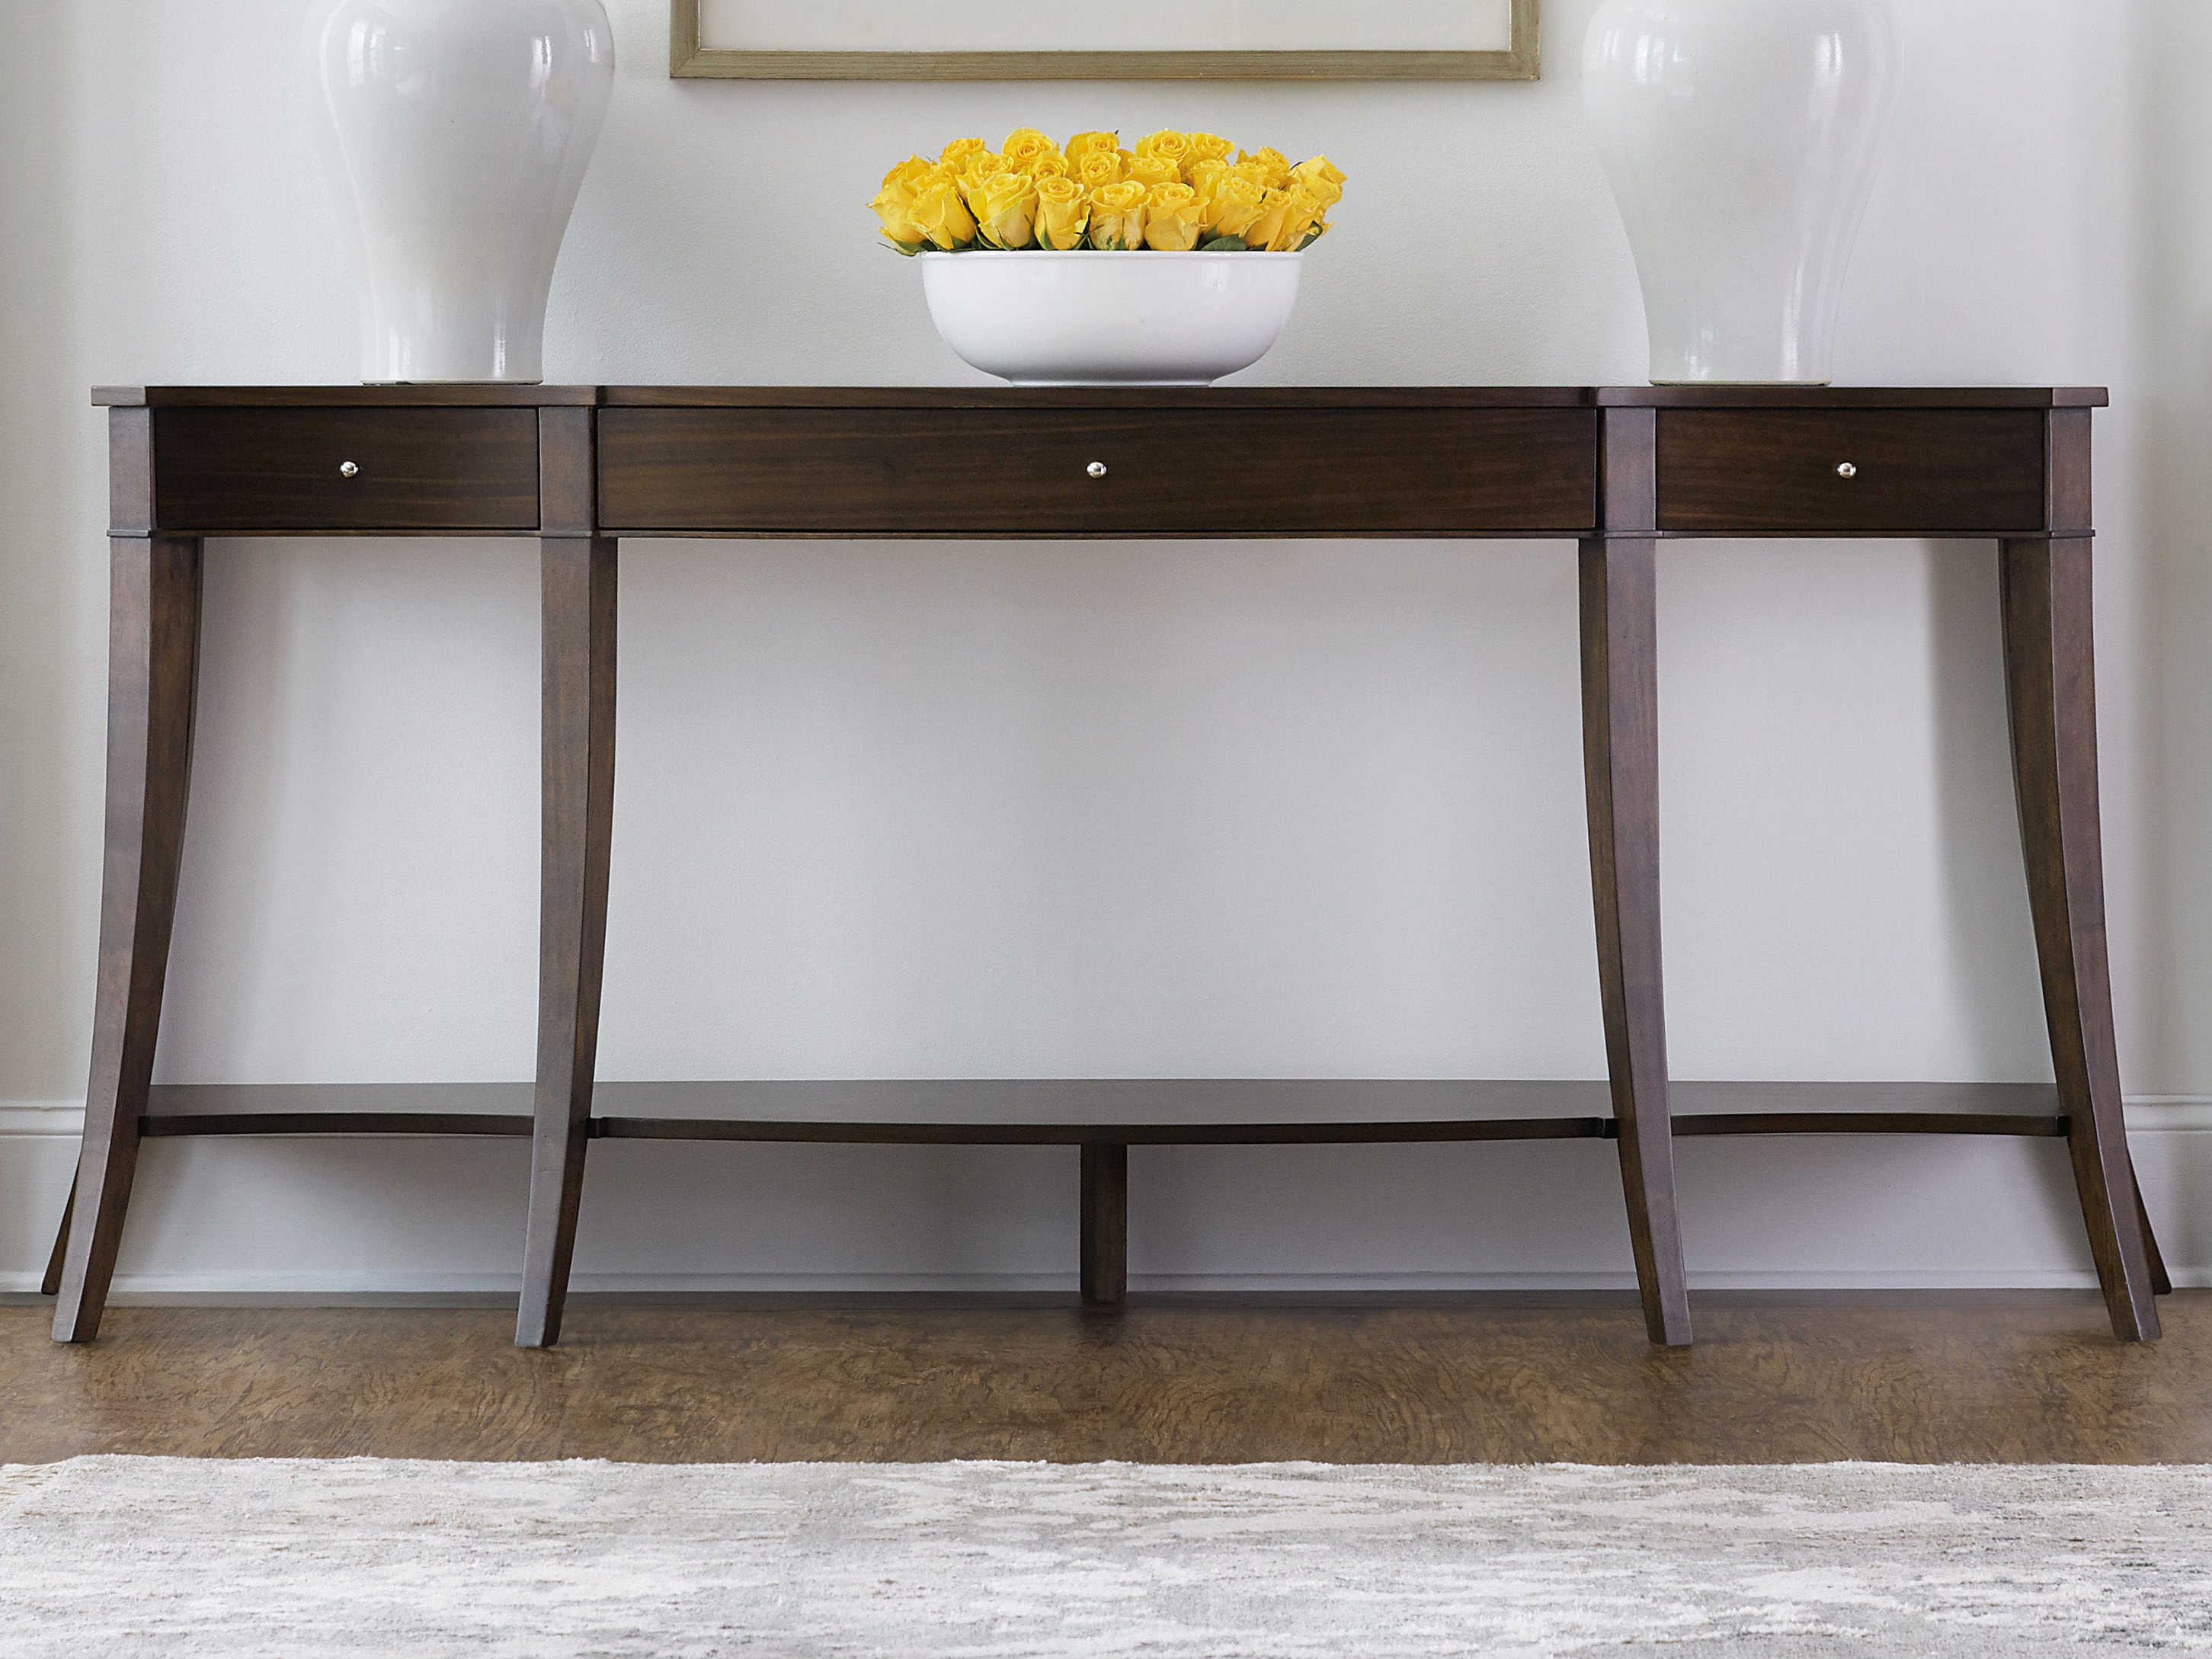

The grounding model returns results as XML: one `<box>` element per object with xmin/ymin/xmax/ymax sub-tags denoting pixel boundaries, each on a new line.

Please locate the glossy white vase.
<box><xmin>309</xmin><ymin>0</ymin><xmax>615</xmax><ymax>383</ymax></box>
<box><xmin>920</xmin><ymin>253</ymin><xmax>1305</xmax><ymax>386</ymax></box>
<box><xmin>1583</xmin><ymin>0</ymin><xmax>1899</xmax><ymax>385</ymax></box>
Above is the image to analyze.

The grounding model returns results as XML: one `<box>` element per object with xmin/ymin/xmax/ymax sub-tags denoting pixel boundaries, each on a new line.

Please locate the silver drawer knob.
<box><xmin>339</xmin><ymin>461</ymin><xmax>360</xmax><ymax>479</ymax></box>
<box><xmin>1836</xmin><ymin>461</ymin><xmax>1858</xmax><ymax>479</ymax></box>
<box><xmin>1086</xmin><ymin>461</ymin><xmax>1107</xmax><ymax>479</ymax></box>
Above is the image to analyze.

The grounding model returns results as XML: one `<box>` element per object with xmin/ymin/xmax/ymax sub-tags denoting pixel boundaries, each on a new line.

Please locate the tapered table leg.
<box><xmin>516</xmin><ymin>536</ymin><xmax>616</xmax><ymax>1348</ymax></box>
<box><xmin>1080</xmin><ymin>1143</ymin><xmax>1128</xmax><ymax>1305</ymax></box>
<box><xmin>53</xmin><ymin>535</ymin><xmax>203</xmax><ymax>1343</ymax></box>
<box><xmin>40</xmin><ymin>1175</ymin><xmax>76</xmax><ymax>1296</ymax></box>
<box><xmin>2134</xmin><ymin>1164</ymin><xmax>2173</xmax><ymax>1295</ymax></box>
<box><xmin>1580</xmin><ymin>536</ymin><xmax>1693</xmax><ymax>1347</ymax></box>
<box><xmin>1999</xmin><ymin>533</ymin><xmax>2159</xmax><ymax>1340</ymax></box>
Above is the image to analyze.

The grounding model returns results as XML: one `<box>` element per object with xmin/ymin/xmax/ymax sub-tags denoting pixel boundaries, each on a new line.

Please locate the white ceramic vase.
<box><xmin>919</xmin><ymin>252</ymin><xmax>1304</xmax><ymax>386</ymax></box>
<box><xmin>308</xmin><ymin>0</ymin><xmax>615</xmax><ymax>384</ymax></box>
<box><xmin>1582</xmin><ymin>0</ymin><xmax>1900</xmax><ymax>385</ymax></box>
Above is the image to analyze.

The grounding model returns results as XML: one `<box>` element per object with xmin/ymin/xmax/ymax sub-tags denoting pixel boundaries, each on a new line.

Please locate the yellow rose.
<box><xmin>1295</xmin><ymin>176</ymin><xmax>1342</xmax><ymax>213</ymax></box>
<box><xmin>1186</xmin><ymin>157</ymin><xmax>1231</xmax><ymax>205</ymax></box>
<box><xmin>1184</xmin><ymin>132</ymin><xmax>1234</xmax><ymax>171</ymax></box>
<box><xmin>1236</xmin><ymin>146</ymin><xmax>1292</xmax><ymax>190</ymax></box>
<box><xmin>1034</xmin><ymin>174</ymin><xmax>1090</xmax><ymax>250</ymax></box>
<box><xmin>869</xmin><ymin>181</ymin><xmax>927</xmax><ymax>249</ymax></box>
<box><xmin>1127</xmin><ymin>155</ymin><xmax>1180</xmax><ymax>190</ymax></box>
<box><xmin>1133</xmin><ymin>129</ymin><xmax>1192</xmax><ymax>171</ymax></box>
<box><xmin>867</xmin><ymin>156</ymin><xmax>933</xmax><ymax>249</ymax></box>
<box><xmin>1143</xmin><ymin>181</ymin><xmax>1205</xmax><ymax>251</ymax></box>
<box><xmin>1266</xmin><ymin>183</ymin><xmax>1327</xmax><ymax>251</ymax></box>
<box><xmin>1230</xmin><ymin>159</ymin><xmax>1277</xmax><ymax>193</ymax></box>
<box><xmin>1064</xmin><ymin>130</ymin><xmax>1120</xmax><ymax>162</ymax></box>
<box><xmin>1201</xmin><ymin>174</ymin><xmax>1266</xmax><ymax>241</ymax></box>
<box><xmin>879</xmin><ymin>155</ymin><xmax>933</xmax><ymax>193</ymax></box>
<box><xmin>1001</xmin><ymin>127</ymin><xmax>1057</xmax><ymax>171</ymax></box>
<box><xmin>1087</xmin><ymin>180</ymin><xmax>1148</xmax><ymax>250</ymax></box>
<box><xmin>1289</xmin><ymin>155</ymin><xmax>1346</xmax><ymax>210</ymax></box>
<box><xmin>1242</xmin><ymin>186</ymin><xmax>1291</xmax><ymax>252</ymax></box>
<box><xmin>1076</xmin><ymin>149</ymin><xmax>1124</xmax><ymax>191</ymax></box>
<box><xmin>972</xmin><ymin>171</ymin><xmax>1039</xmax><ymax>249</ymax></box>
<box><xmin>910</xmin><ymin>175</ymin><xmax>978</xmax><ymax>250</ymax></box>
<box><xmin>1029</xmin><ymin>151</ymin><xmax>1072</xmax><ymax>182</ymax></box>
<box><xmin>939</xmin><ymin>136</ymin><xmax>988</xmax><ymax>171</ymax></box>
<box><xmin>958</xmin><ymin>150</ymin><xmax>1011</xmax><ymax>207</ymax></box>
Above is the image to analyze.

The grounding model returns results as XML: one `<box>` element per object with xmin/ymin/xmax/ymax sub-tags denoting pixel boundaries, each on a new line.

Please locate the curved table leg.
<box><xmin>1580</xmin><ymin>536</ymin><xmax>1693</xmax><ymax>1347</ymax></box>
<box><xmin>53</xmin><ymin>535</ymin><xmax>203</xmax><ymax>1343</ymax></box>
<box><xmin>2134</xmin><ymin>1160</ymin><xmax>2172</xmax><ymax>1296</ymax></box>
<box><xmin>516</xmin><ymin>535</ymin><xmax>617</xmax><ymax>1348</ymax></box>
<box><xmin>40</xmin><ymin>1174</ymin><xmax>75</xmax><ymax>1296</ymax></box>
<box><xmin>1999</xmin><ymin>533</ymin><xmax>2159</xmax><ymax>1340</ymax></box>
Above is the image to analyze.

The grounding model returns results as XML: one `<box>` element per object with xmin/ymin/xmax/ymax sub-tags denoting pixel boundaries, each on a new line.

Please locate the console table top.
<box><xmin>91</xmin><ymin>384</ymin><xmax>2111</xmax><ymax>410</ymax></box>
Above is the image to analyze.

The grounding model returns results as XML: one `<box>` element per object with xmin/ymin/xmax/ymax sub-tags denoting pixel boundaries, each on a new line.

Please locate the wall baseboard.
<box><xmin>3</xmin><ymin>1266</ymin><xmax>2206</xmax><ymax>1299</ymax></box>
<box><xmin>0</xmin><ymin>1103</ymin><xmax>85</xmax><ymax>1135</ymax></box>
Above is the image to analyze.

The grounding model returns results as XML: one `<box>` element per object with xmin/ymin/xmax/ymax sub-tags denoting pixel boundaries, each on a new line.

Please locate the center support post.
<box><xmin>1080</xmin><ymin>1143</ymin><xmax>1129</xmax><ymax>1304</ymax></box>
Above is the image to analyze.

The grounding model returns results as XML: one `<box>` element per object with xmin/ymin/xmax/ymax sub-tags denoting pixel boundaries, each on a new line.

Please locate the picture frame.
<box><xmin>669</xmin><ymin>0</ymin><xmax>1540</xmax><ymax>82</ymax></box>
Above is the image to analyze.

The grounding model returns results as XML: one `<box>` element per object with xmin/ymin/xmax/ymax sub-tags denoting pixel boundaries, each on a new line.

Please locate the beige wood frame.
<box><xmin>670</xmin><ymin>0</ymin><xmax>1539</xmax><ymax>80</ymax></box>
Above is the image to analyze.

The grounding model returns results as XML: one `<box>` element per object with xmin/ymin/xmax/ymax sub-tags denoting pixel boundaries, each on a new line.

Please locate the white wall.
<box><xmin>1</xmin><ymin>0</ymin><xmax>2205</xmax><ymax>1295</ymax></box>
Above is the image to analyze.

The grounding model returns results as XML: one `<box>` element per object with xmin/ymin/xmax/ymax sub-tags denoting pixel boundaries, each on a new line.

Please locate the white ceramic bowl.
<box><xmin>919</xmin><ymin>250</ymin><xmax>1304</xmax><ymax>386</ymax></box>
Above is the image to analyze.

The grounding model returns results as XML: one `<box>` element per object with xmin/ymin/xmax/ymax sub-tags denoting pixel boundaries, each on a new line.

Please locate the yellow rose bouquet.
<box><xmin>869</xmin><ymin>128</ymin><xmax>1345</xmax><ymax>255</ymax></box>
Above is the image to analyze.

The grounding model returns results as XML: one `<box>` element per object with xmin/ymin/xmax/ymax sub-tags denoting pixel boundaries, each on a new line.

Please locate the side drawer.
<box><xmin>1655</xmin><ymin>409</ymin><xmax>2050</xmax><ymax>534</ymax></box>
<box><xmin>151</xmin><ymin>408</ymin><xmax>541</xmax><ymax>531</ymax></box>
<box><xmin>597</xmin><ymin>407</ymin><xmax>1598</xmax><ymax>536</ymax></box>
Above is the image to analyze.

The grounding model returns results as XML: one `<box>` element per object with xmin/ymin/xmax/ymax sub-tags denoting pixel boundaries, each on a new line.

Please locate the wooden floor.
<box><xmin>3</xmin><ymin>1293</ymin><xmax>2207</xmax><ymax>1465</ymax></box>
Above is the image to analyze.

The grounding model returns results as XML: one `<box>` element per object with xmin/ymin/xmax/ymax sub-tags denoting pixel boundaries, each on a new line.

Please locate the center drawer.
<box><xmin>597</xmin><ymin>407</ymin><xmax>1598</xmax><ymax>536</ymax></box>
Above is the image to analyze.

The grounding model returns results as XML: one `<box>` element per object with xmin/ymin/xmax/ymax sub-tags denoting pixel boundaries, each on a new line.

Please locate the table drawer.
<box><xmin>1655</xmin><ymin>409</ymin><xmax>2049</xmax><ymax>533</ymax></box>
<box><xmin>152</xmin><ymin>408</ymin><xmax>540</xmax><ymax>531</ymax></box>
<box><xmin>598</xmin><ymin>407</ymin><xmax>1597</xmax><ymax>536</ymax></box>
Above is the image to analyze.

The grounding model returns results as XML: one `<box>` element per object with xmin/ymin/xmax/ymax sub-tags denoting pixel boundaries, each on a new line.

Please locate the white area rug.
<box><xmin>2</xmin><ymin>1459</ymin><xmax>2209</xmax><ymax>1656</ymax></box>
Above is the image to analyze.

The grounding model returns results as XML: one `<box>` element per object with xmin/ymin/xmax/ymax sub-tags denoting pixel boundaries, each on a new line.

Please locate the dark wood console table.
<box><xmin>46</xmin><ymin>385</ymin><xmax>2169</xmax><ymax>1350</ymax></box>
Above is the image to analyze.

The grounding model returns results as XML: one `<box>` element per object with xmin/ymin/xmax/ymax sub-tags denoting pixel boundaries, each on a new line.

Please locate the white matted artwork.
<box><xmin>671</xmin><ymin>0</ymin><xmax>1538</xmax><ymax>79</ymax></box>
